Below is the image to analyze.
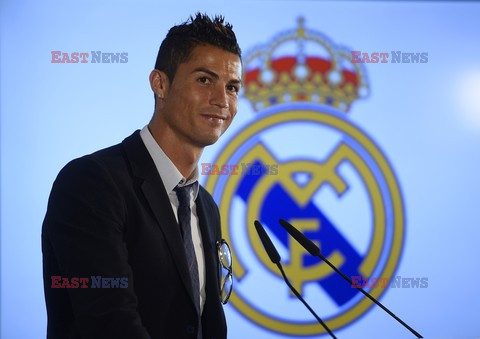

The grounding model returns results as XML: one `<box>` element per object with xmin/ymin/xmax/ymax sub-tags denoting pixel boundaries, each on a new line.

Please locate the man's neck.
<box><xmin>147</xmin><ymin>123</ymin><xmax>203</xmax><ymax>179</ymax></box>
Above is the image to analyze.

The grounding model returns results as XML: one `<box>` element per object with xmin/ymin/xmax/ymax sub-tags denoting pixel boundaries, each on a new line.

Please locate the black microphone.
<box><xmin>279</xmin><ymin>218</ymin><xmax>423</xmax><ymax>338</ymax></box>
<box><xmin>254</xmin><ymin>220</ymin><xmax>337</xmax><ymax>339</ymax></box>
<box><xmin>254</xmin><ymin>220</ymin><xmax>281</xmax><ymax>264</ymax></box>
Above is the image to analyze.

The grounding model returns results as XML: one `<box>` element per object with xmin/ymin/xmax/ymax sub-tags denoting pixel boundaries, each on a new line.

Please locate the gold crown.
<box><xmin>242</xmin><ymin>18</ymin><xmax>369</xmax><ymax>112</ymax></box>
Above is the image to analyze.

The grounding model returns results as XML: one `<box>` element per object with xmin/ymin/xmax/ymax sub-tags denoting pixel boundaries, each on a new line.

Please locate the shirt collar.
<box><xmin>139</xmin><ymin>125</ymin><xmax>199</xmax><ymax>200</ymax></box>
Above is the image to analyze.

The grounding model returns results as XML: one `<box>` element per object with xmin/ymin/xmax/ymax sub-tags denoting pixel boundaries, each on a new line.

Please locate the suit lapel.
<box><xmin>122</xmin><ymin>131</ymin><xmax>196</xmax><ymax>309</ymax></box>
<box><xmin>196</xmin><ymin>190</ymin><xmax>222</xmax><ymax>321</ymax></box>
<box><xmin>196</xmin><ymin>193</ymin><xmax>214</xmax><ymax>247</ymax></box>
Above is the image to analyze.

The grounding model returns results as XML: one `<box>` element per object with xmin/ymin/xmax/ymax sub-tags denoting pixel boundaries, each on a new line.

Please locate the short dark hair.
<box><xmin>154</xmin><ymin>13</ymin><xmax>242</xmax><ymax>83</ymax></box>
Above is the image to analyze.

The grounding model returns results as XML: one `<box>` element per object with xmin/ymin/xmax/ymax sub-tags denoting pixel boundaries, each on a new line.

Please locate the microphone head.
<box><xmin>278</xmin><ymin>219</ymin><xmax>320</xmax><ymax>256</ymax></box>
<box><xmin>254</xmin><ymin>220</ymin><xmax>281</xmax><ymax>264</ymax></box>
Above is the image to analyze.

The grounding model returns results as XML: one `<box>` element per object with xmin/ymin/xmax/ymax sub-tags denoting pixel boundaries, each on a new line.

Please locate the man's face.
<box><xmin>158</xmin><ymin>44</ymin><xmax>242</xmax><ymax>148</ymax></box>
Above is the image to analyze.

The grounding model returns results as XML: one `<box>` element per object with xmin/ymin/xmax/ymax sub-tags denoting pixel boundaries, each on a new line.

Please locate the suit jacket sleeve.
<box><xmin>42</xmin><ymin>156</ymin><xmax>151</xmax><ymax>339</ymax></box>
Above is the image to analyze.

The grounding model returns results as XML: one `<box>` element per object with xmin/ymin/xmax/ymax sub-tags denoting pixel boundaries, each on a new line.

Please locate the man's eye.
<box><xmin>198</xmin><ymin>77</ymin><xmax>211</xmax><ymax>84</ymax></box>
<box><xmin>227</xmin><ymin>85</ymin><xmax>239</xmax><ymax>93</ymax></box>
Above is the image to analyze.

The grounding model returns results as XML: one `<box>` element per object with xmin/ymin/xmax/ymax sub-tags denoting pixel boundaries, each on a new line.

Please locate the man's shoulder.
<box><xmin>55</xmin><ymin>131</ymin><xmax>141</xmax><ymax>185</ymax></box>
<box><xmin>60</xmin><ymin>142</ymin><xmax>124</xmax><ymax>179</ymax></box>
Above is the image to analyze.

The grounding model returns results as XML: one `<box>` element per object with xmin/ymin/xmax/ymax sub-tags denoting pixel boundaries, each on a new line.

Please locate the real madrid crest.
<box><xmin>205</xmin><ymin>18</ymin><xmax>405</xmax><ymax>336</ymax></box>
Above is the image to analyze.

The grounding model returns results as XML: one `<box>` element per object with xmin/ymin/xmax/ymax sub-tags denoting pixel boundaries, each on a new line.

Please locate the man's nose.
<box><xmin>210</xmin><ymin>85</ymin><xmax>229</xmax><ymax>109</ymax></box>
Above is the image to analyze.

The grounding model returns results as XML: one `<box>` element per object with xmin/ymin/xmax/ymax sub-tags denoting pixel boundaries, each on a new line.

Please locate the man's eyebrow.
<box><xmin>228</xmin><ymin>78</ymin><xmax>243</xmax><ymax>87</ymax></box>
<box><xmin>192</xmin><ymin>68</ymin><xmax>219</xmax><ymax>79</ymax></box>
<box><xmin>192</xmin><ymin>67</ymin><xmax>243</xmax><ymax>86</ymax></box>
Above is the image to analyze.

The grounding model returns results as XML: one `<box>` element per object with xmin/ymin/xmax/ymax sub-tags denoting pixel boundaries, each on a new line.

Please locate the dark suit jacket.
<box><xmin>42</xmin><ymin>130</ymin><xmax>227</xmax><ymax>339</ymax></box>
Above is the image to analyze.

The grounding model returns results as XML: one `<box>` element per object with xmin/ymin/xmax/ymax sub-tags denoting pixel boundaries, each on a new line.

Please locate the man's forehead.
<box><xmin>188</xmin><ymin>45</ymin><xmax>241</xmax><ymax>64</ymax></box>
<box><xmin>184</xmin><ymin>45</ymin><xmax>242</xmax><ymax>77</ymax></box>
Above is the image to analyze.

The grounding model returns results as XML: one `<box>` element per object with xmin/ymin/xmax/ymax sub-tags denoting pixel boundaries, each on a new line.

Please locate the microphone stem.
<box><xmin>276</xmin><ymin>263</ymin><xmax>337</xmax><ymax>339</ymax></box>
<box><xmin>316</xmin><ymin>252</ymin><xmax>422</xmax><ymax>338</ymax></box>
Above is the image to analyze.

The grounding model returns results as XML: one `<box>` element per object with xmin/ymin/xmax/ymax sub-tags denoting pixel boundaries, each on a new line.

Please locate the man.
<box><xmin>42</xmin><ymin>13</ymin><xmax>242</xmax><ymax>339</ymax></box>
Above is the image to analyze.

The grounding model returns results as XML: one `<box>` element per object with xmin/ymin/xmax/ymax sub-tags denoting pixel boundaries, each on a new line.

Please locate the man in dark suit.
<box><xmin>42</xmin><ymin>13</ymin><xmax>242</xmax><ymax>339</ymax></box>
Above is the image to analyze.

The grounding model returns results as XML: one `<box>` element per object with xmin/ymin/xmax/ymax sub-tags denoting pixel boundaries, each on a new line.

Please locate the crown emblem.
<box><xmin>242</xmin><ymin>18</ymin><xmax>369</xmax><ymax>112</ymax></box>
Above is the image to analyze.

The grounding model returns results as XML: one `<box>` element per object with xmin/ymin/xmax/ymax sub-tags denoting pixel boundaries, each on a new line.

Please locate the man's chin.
<box><xmin>195</xmin><ymin>134</ymin><xmax>221</xmax><ymax>148</ymax></box>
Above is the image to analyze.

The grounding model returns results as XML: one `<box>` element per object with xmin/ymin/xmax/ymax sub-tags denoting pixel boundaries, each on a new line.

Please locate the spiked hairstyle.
<box><xmin>154</xmin><ymin>13</ymin><xmax>242</xmax><ymax>83</ymax></box>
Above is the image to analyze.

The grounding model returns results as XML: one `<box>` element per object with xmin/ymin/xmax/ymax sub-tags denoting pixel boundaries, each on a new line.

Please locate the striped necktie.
<box><xmin>174</xmin><ymin>184</ymin><xmax>202</xmax><ymax>338</ymax></box>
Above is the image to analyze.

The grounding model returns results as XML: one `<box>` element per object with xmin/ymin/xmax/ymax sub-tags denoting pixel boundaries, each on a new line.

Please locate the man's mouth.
<box><xmin>201</xmin><ymin>114</ymin><xmax>227</xmax><ymax>122</ymax></box>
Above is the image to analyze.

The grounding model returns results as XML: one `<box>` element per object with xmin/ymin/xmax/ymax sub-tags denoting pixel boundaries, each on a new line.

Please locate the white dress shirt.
<box><xmin>140</xmin><ymin>125</ymin><xmax>206</xmax><ymax>313</ymax></box>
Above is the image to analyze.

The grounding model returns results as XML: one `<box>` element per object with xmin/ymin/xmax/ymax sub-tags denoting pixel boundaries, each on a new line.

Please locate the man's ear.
<box><xmin>149</xmin><ymin>69</ymin><xmax>170</xmax><ymax>101</ymax></box>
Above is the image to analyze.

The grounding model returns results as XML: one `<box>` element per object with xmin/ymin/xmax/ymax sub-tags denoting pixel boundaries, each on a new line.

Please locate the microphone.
<box><xmin>254</xmin><ymin>220</ymin><xmax>337</xmax><ymax>339</ymax></box>
<box><xmin>279</xmin><ymin>218</ymin><xmax>423</xmax><ymax>338</ymax></box>
<box><xmin>254</xmin><ymin>220</ymin><xmax>281</xmax><ymax>264</ymax></box>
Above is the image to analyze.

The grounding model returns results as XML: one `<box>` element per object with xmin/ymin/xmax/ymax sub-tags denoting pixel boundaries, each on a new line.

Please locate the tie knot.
<box><xmin>174</xmin><ymin>184</ymin><xmax>193</xmax><ymax>207</ymax></box>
